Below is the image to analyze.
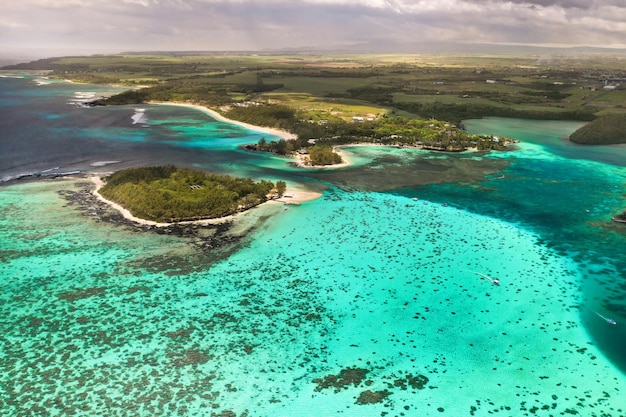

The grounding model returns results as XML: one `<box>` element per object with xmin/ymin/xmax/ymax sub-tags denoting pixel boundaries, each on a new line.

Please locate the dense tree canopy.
<box><xmin>225</xmin><ymin>104</ymin><xmax>296</xmax><ymax>131</ymax></box>
<box><xmin>308</xmin><ymin>145</ymin><xmax>343</xmax><ymax>166</ymax></box>
<box><xmin>99</xmin><ymin>166</ymin><xmax>277</xmax><ymax>222</ymax></box>
<box><xmin>569</xmin><ymin>114</ymin><xmax>626</xmax><ymax>145</ymax></box>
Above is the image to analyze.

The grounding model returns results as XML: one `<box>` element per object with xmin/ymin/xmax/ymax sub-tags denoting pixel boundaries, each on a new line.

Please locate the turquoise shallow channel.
<box><xmin>1</xmin><ymin>74</ymin><xmax>626</xmax><ymax>416</ymax></box>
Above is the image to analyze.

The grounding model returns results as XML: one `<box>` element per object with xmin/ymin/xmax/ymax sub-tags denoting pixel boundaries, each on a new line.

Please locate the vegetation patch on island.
<box><xmin>569</xmin><ymin>114</ymin><xmax>626</xmax><ymax>145</ymax></box>
<box><xmin>99</xmin><ymin>165</ymin><xmax>285</xmax><ymax>223</ymax></box>
<box><xmin>246</xmin><ymin>111</ymin><xmax>518</xmax><ymax>157</ymax></box>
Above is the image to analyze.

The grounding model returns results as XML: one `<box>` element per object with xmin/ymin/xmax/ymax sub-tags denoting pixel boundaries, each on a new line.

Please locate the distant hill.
<box><xmin>274</xmin><ymin>41</ymin><xmax>626</xmax><ymax>56</ymax></box>
<box><xmin>0</xmin><ymin>58</ymin><xmax>30</xmax><ymax>67</ymax></box>
<box><xmin>569</xmin><ymin>114</ymin><xmax>626</xmax><ymax>145</ymax></box>
<box><xmin>4</xmin><ymin>42</ymin><xmax>626</xmax><ymax>68</ymax></box>
<box><xmin>1</xmin><ymin>57</ymin><xmax>64</xmax><ymax>70</ymax></box>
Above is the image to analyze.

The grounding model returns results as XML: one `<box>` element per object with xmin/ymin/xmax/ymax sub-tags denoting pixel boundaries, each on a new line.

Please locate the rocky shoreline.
<box><xmin>58</xmin><ymin>181</ymin><xmax>248</xmax><ymax>254</ymax></box>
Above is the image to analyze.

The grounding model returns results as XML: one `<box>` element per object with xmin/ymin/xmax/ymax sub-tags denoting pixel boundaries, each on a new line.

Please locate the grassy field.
<box><xmin>8</xmin><ymin>52</ymin><xmax>625</xmax><ymax>122</ymax></box>
<box><xmin>263</xmin><ymin>92</ymin><xmax>386</xmax><ymax>122</ymax></box>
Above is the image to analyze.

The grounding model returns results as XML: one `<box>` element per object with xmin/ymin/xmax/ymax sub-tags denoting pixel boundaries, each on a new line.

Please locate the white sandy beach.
<box><xmin>293</xmin><ymin>146</ymin><xmax>354</xmax><ymax>169</ymax></box>
<box><xmin>85</xmin><ymin>101</ymin><xmax>324</xmax><ymax>228</ymax></box>
<box><xmin>152</xmin><ymin>102</ymin><xmax>297</xmax><ymax>141</ymax></box>
<box><xmin>90</xmin><ymin>175</ymin><xmax>321</xmax><ymax>228</ymax></box>
<box><xmin>152</xmin><ymin>101</ymin><xmax>362</xmax><ymax>170</ymax></box>
<box><xmin>84</xmin><ymin>102</ymin><xmax>329</xmax><ymax>227</ymax></box>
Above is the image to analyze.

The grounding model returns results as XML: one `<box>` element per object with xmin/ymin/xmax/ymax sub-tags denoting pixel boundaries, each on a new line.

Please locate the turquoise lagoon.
<box><xmin>1</xmin><ymin>75</ymin><xmax>626</xmax><ymax>416</ymax></box>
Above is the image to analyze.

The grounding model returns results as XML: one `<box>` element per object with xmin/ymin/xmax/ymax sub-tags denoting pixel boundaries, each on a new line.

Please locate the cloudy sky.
<box><xmin>2</xmin><ymin>0</ymin><xmax>626</xmax><ymax>57</ymax></box>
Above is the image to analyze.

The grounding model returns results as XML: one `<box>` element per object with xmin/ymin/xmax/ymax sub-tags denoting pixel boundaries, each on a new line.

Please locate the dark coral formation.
<box><xmin>313</xmin><ymin>367</ymin><xmax>432</xmax><ymax>408</ymax></box>
<box><xmin>57</xmin><ymin>287</ymin><xmax>106</xmax><ymax>301</ymax></box>
<box><xmin>167</xmin><ymin>348</ymin><xmax>212</xmax><ymax>368</ymax></box>
<box><xmin>356</xmin><ymin>389</ymin><xmax>391</xmax><ymax>405</ymax></box>
<box><xmin>406</xmin><ymin>373</ymin><xmax>429</xmax><ymax>390</ymax></box>
<box><xmin>313</xmin><ymin>368</ymin><xmax>369</xmax><ymax>392</ymax></box>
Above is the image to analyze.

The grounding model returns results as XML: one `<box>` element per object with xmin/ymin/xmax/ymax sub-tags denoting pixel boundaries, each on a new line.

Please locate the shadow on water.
<box><xmin>399</xmin><ymin>177</ymin><xmax>626</xmax><ymax>374</ymax></box>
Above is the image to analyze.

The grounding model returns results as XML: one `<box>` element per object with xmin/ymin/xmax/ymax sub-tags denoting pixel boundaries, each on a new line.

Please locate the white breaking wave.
<box><xmin>131</xmin><ymin>109</ymin><xmax>148</xmax><ymax>125</ymax></box>
<box><xmin>90</xmin><ymin>161</ymin><xmax>121</xmax><ymax>167</ymax></box>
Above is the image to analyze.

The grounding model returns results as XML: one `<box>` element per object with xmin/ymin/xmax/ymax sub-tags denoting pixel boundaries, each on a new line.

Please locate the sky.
<box><xmin>1</xmin><ymin>0</ymin><xmax>626</xmax><ymax>58</ymax></box>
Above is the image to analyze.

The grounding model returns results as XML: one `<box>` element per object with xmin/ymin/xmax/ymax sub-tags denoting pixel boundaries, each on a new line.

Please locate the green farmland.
<box><xmin>7</xmin><ymin>51</ymin><xmax>626</xmax><ymax>143</ymax></box>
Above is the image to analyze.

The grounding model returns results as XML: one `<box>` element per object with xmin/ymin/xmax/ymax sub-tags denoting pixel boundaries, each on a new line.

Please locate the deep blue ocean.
<box><xmin>1</xmin><ymin>72</ymin><xmax>625</xmax><ymax>416</ymax></box>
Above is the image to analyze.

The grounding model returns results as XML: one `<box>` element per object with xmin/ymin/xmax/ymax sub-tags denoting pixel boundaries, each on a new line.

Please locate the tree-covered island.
<box><xmin>98</xmin><ymin>166</ymin><xmax>286</xmax><ymax>223</ymax></box>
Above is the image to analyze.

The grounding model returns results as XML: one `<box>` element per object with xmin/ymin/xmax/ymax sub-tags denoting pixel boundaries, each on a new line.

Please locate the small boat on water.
<box><xmin>464</xmin><ymin>269</ymin><xmax>499</xmax><ymax>285</ymax></box>
<box><xmin>595</xmin><ymin>311</ymin><xmax>617</xmax><ymax>325</ymax></box>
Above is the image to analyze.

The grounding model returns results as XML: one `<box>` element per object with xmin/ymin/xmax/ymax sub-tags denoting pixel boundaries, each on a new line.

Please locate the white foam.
<box><xmin>74</xmin><ymin>92</ymin><xmax>97</xmax><ymax>99</ymax></box>
<box><xmin>131</xmin><ymin>109</ymin><xmax>147</xmax><ymax>125</ymax></box>
<box><xmin>89</xmin><ymin>161</ymin><xmax>121</xmax><ymax>167</ymax></box>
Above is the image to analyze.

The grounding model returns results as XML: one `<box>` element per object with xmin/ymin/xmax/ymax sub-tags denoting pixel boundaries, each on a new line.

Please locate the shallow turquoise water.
<box><xmin>2</xmin><ymin>180</ymin><xmax>625</xmax><ymax>416</ymax></box>
<box><xmin>1</xmin><ymin>76</ymin><xmax>626</xmax><ymax>416</ymax></box>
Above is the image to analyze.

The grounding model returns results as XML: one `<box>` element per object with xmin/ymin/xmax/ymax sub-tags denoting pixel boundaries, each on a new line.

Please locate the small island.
<box><xmin>98</xmin><ymin>165</ymin><xmax>285</xmax><ymax>223</ymax></box>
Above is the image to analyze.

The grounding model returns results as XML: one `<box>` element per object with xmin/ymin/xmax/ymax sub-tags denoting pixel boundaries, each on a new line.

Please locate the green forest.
<box><xmin>569</xmin><ymin>114</ymin><xmax>626</xmax><ymax>144</ymax></box>
<box><xmin>308</xmin><ymin>145</ymin><xmax>343</xmax><ymax>166</ymax></box>
<box><xmin>246</xmin><ymin>107</ymin><xmax>517</xmax><ymax>157</ymax></box>
<box><xmin>6</xmin><ymin>52</ymin><xmax>625</xmax><ymax>149</ymax></box>
<box><xmin>99</xmin><ymin>166</ymin><xmax>282</xmax><ymax>222</ymax></box>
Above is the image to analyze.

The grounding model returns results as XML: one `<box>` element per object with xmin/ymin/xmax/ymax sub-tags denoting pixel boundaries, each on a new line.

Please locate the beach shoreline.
<box><xmin>151</xmin><ymin>101</ymin><xmax>297</xmax><ymax>142</ymax></box>
<box><xmin>153</xmin><ymin>101</ymin><xmax>361</xmax><ymax>171</ymax></box>
<box><xmin>292</xmin><ymin>146</ymin><xmax>354</xmax><ymax>169</ymax></box>
<box><xmin>151</xmin><ymin>101</ymin><xmax>481</xmax><ymax>171</ymax></box>
<box><xmin>90</xmin><ymin>175</ymin><xmax>321</xmax><ymax>228</ymax></box>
